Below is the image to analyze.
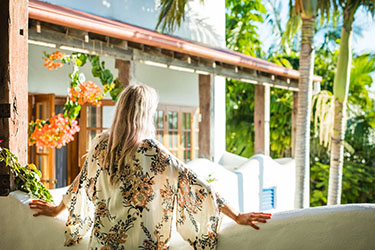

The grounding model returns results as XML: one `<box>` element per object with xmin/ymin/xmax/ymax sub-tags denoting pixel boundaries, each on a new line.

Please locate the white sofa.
<box><xmin>1</xmin><ymin>190</ymin><xmax>375</xmax><ymax>250</ymax></box>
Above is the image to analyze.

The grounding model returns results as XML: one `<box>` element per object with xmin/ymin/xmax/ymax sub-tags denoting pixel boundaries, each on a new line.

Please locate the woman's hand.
<box><xmin>235</xmin><ymin>212</ymin><xmax>272</xmax><ymax>230</ymax></box>
<box><xmin>29</xmin><ymin>200</ymin><xmax>66</xmax><ymax>217</ymax></box>
<box><xmin>221</xmin><ymin>203</ymin><xmax>272</xmax><ymax>230</ymax></box>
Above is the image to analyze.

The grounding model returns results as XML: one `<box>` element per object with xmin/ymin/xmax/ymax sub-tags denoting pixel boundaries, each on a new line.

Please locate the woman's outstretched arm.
<box><xmin>221</xmin><ymin>203</ymin><xmax>272</xmax><ymax>230</ymax></box>
<box><xmin>29</xmin><ymin>199</ymin><xmax>66</xmax><ymax>217</ymax></box>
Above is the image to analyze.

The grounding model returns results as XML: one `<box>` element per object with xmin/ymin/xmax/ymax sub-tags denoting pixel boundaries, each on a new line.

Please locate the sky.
<box><xmin>256</xmin><ymin>0</ymin><xmax>375</xmax><ymax>91</ymax></box>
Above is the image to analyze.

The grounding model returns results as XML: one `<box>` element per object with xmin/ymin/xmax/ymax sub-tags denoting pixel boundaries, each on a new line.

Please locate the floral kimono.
<box><xmin>62</xmin><ymin>133</ymin><xmax>227</xmax><ymax>250</ymax></box>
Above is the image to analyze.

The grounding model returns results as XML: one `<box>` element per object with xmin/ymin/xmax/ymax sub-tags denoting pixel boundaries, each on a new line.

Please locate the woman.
<box><xmin>29</xmin><ymin>84</ymin><xmax>271</xmax><ymax>250</ymax></box>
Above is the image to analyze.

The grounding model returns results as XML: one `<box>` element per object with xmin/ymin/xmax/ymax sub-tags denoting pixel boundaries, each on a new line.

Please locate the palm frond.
<box><xmin>156</xmin><ymin>0</ymin><xmax>204</xmax><ymax>33</ymax></box>
<box><xmin>282</xmin><ymin>3</ymin><xmax>302</xmax><ymax>47</ymax></box>
<box><xmin>359</xmin><ymin>0</ymin><xmax>375</xmax><ymax>17</ymax></box>
<box><xmin>312</xmin><ymin>90</ymin><xmax>335</xmax><ymax>148</ymax></box>
<box><xmin>283</xmin><ymin>0</ymin><xmax>338</xmax><ymax>45</ymax></box>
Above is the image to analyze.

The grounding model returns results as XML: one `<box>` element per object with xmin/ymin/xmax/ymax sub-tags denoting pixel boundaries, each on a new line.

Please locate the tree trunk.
<box><xmin>294</xmin><ymin>17</ymin><xmax>315</xmax><ymax>209</ymax></box>
<box><xmin>327</xmin><ymin>9</ymin><xmax>354</xmax><ymax>205</ymax></box>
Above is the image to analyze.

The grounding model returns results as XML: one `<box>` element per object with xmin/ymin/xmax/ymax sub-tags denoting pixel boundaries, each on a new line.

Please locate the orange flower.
<box><xmin>42</xmin><ymin>51</ymin><xmax>65</xmax><ymax>70</ymax></box>
<box><xmin>28</xmin><ymin>113</ymin><xmax>80</xmax><ymax>148</ymax></box>
<box><xmin>69</xmin><ymin>81</ymin><xmax>105</xmax><ymax>106</ymax></box>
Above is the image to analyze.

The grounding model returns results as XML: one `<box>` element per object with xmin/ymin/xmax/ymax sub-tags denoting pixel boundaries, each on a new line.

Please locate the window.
<box><xmin>156</xmin><ymin>105</ymin><xmax>199</xmax><ymax>162</ymax></box>
<box><xmin>78</xmin><ymin>100</ymin><xmax>115</xmax><ymax>167</ymax></box>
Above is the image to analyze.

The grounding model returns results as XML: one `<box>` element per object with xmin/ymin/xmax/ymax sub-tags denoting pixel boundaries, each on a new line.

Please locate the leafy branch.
<box><xmin>0</xmin><ymin>147</ymin><xmax>53</xmax><ymax>202</ymax></box>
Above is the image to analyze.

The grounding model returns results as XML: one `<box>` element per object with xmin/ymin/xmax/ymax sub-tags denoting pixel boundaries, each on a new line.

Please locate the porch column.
<box><xmin>115</xmin><ymin>59</ymin><xmax>135</xmax><ymax>87</ymax></box>
<box><xmin>254</xmin><ymin>84</ymin><xmax>270</xmax><ymax>156</ymax></box>
<box><xmin>198</xmin><ymin>74</ymin><xmax>214</xmax><ymax>160</ymax></box>
<box><xmin>292</xmin><ymin>91</ymin><xmax>299</xmax><ymax>158</ymax></box>
<box><xmin>0</xmin><ymin>0</ymin><xmax>28</xmax><ymax>196</ymax></box>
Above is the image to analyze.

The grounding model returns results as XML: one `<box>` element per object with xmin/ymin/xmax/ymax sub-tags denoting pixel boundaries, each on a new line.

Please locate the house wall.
<box><xmin>135</xmin><ymin>64</ymin><xmax>198</xmax><ymax>107</ymax></box>
<box><xmin>38</xmin><ymin>0</ymin><xmax>226</xmax><ymax>47</ymax></box>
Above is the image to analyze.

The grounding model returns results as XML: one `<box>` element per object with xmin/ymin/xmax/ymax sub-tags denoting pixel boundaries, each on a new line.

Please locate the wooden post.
<box><xmin>115</xmin><ymin>59</ymin><xmax>135</xmax><ymax>87</ymax></box>
<box><xmin>292</xmin><ymin>91</ymin><xmax>298</xmax><ymax>158</ymax></box>
<box><xmin>0</xmin><ymin>0</ymin><xmax>28</xmax><ymax>196</ymax></box>
<box><xmin>254</xmin><ymin>84</ymin><xmax>270</xmax><ymax>156</ymax></box>
<box><xmin>198</xmin><ymin>74</ymin><xmax>213</xmax><ymax>160</ymax></box>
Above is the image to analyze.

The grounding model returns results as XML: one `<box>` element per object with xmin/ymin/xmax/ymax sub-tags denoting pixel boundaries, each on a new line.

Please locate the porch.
<box><xmin>1</xmin><ymin>0</ymin><xmax>320</xmax><ymax>198</ymax></box>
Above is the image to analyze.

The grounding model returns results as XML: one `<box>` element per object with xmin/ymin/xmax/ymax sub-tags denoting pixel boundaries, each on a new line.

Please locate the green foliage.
<box><xmin>348</xmin><ymin>53</ymin><xmax>375</xmax><ymax>112</ymax></box>
<box><xmin>226</xmin><ymin>80</ymin><xmax>293</xmax><ymax>159</ymax></box>
<box><xmin>310</xmin><ymin>160</ymin><xmax>329</xmax><ymax>206</ymax></box>
<box><xmin>310</xmin><ymin>37</ymin><xmax>375</xmax><ymax>206</ymax></box>
<box><xmin>269</xmin><ymin>88</ymin><xmax>293</xmax><ymax>158</ymax></box>
<box><xmin>225</xmin><ymin>0</ymin><xmax>270</xmax><ymax>158</ymax></box>
<box><xmin>88</xmin><ymin>55</ymin><xmax>123</xmax><ymax>101</ymax></box>
<box><xmin>0</xmin><ymin>147</ymin><xmax>53</xmax><ymax>202</ymax></box>
<box><xmin>226</xmin><ymin>80</ymin><xmax>255</xmax><ymax>158</ymax></box>
<box><xmin>310</xmin><ymin>131</ymin><xmax>375</xmax><ymax>206</ymax></box>
<box><xmin>225</xmin><ymin>0</ymin><xmax>266</xmax><ymax>57</ymax></box>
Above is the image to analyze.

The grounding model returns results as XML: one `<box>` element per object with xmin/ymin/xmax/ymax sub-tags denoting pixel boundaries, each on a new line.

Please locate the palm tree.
<box><xmin>291</xmin><ymin>0</ymin><xmax>318</xmax><ymax>208</ymax></box>
<box><xmin>285</xmin><ymin>0</ymin><xmax>342</xmax><ymax>208</ymax></box>
<box><xmin>327</xmin><ymin>0</ymin><xmax>375</xmax><ymax>205</ymax></box>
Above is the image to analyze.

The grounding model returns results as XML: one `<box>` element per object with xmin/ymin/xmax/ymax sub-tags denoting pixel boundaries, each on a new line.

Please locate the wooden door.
<box><xmin>32</xmin><ymin>94</ymin><xmax>56</xmax><ymax>189</ymax></box>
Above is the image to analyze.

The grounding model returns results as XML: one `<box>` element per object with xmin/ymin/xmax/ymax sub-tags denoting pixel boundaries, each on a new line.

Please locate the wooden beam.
<box><xmin>28</xmin><ymin>27</ymin><xmax>133</xmax><ymax>61</ymax></box>
<box><xmin>115</xmin><ymin>59</ymin><xmax>134</xmax><ymax>87</ymax></box>
<box><xmin>0</xmin><ymin>0</ymin><xmax>28</xmax><ymax>196</ymax></box>
<box><xmin>254</xmin><ymin>85</ymin><xmax>270</xmax><ymax>156</ymax></box>
<box><xmin>198</xmin><ymin>74</ymin><xmax>213</xmax><ymax>160</ymax></box>
<box><xmin>134</xmin><ymin>50</ymin><xmax>299</xmax><ymax>91</ymax></box>
<box><xmin>292</xmin><ymin>91</ymin><xmax>298</xmax><ymax>158</ymax></box>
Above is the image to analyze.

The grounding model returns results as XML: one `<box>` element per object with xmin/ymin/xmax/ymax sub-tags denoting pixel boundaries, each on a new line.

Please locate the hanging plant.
<box><xmin>28</xmin><ymin>51</ymin><xmax>123</xmax><ymax>149</ymax></box>
<box><xmin>0</xmin><ymin>146</ymin><xmax>53</xmax><ymax>202</ymax></box>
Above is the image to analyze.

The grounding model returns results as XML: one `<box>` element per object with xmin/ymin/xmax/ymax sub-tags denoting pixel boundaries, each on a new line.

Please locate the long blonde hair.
<box><xmin>103</xmin><ymin>84</ymin><xmax>158</xmax><ymax>183</ymax></box>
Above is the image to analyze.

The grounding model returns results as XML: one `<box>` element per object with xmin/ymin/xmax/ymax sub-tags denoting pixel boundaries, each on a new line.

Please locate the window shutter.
<box><xmin>261</xmin><ymin>187</ymin><xmax>275</xmax><ymax>211</ymax></box>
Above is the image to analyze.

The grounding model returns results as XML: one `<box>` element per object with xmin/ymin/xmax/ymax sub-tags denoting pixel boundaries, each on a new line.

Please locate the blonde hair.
<box><xmin>103</xmin><ymin>84</ymin><xmax>158</xmax><ymax>183</ymax></box>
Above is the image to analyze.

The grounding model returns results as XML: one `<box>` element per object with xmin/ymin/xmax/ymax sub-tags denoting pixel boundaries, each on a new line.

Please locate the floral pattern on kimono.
<box><xmin>62</xmin><ymin>133</ymin><xmax>227</xmax><ymax>250</ymax></box>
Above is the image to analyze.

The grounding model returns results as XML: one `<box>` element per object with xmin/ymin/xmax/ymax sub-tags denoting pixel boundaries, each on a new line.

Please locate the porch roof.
<box><xmin>28</xmin><ymin>0</ymin><xmax>322</xmax><ymax>91</ymax></box>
